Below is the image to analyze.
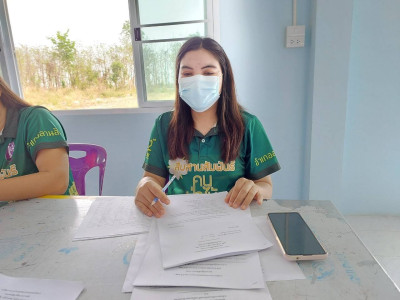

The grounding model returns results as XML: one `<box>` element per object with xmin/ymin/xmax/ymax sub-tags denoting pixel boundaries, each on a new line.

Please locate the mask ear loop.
<box><xmin>217</xmin><ymin>74</ymin><xmax>223</xmax><ymax>96</ymax></box>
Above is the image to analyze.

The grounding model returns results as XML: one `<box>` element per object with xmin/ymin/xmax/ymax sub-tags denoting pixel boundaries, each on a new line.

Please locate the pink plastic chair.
<box><xmin>68</xmin><ymin>143</ymin><xmax>107</xmax><ymax>196</ymax></box>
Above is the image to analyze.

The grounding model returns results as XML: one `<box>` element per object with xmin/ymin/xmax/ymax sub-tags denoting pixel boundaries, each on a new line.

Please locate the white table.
<box><xmin>0</xmin><ymin>197</ymin><xmax>399</xmax><ymax>299</ymax></box>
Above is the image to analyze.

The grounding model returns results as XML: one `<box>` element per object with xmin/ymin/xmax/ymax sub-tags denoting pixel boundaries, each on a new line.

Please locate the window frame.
<box><xmin>128</xmin><ymin>0</ymin><xmax>219</xmax><ymax>108</ymax></box>
<box><xmin>0</xmin><ymin>0</ymin><xmax>23</xmax><ymax>97</ymax></box>
<box><xmin>0</xmin><ymin>0</ymin><xmax>220</xmax><ymax>113</ymax></box>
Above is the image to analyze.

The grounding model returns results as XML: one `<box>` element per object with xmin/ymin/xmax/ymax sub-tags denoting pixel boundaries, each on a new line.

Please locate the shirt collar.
<box><xmin>0</xmin><ymin>107</ymin><xmax>20</xmax><ymax>144</ymax></box>
<box><xmin>194</xmin><ymin>125</ymin><xmax>219</xmax><ymax>138</ymax></box>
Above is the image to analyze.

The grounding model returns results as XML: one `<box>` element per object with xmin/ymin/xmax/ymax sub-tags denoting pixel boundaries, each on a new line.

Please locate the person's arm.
<box><xmin>224</xmin><ymin>175</ymin><xmax>273</xmax><ymax>210</ymax></box>
<box><xmin>0</xmin><ymin>147</ymin><xmax>70</xmax><ymax>202</ymax></box>
<box><xmin>135</xmin><ymin>171</ymin><xmax>170</xmax><ymax>218</ymax></box>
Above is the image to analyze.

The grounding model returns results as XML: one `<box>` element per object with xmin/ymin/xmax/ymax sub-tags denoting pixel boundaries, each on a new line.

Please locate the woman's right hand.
<box><xmin>135</xmin><ymin>172</ymin><xmax>170</xmax><ymax>218</ymax></box>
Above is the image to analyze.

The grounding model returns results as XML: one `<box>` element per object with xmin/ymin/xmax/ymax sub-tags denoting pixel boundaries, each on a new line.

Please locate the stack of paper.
<box><xmin>134</xmin><ymin>222</ymin><xmax>266</xmax><ymax>289</ymax></box>
<box><xmin>123</xmin><ymin>192</ymin><xmax>305</xmax><ymax>299</ymax></box>
<box><xmin>156</xmin><ymin>192</ymin><xmax>272</xmax><ymax>268</ymax></box>
<box><xmin>73</xmin><ymin>196</ymin><xmax>151</xmax><ymax>241</ymax></box>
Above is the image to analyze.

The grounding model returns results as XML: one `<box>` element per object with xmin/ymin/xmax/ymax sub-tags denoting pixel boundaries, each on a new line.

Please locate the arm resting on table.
<box><xmin>0</xmin><ymin>148</ymin><xmax>70</xmax><ymax>202</ymax></box>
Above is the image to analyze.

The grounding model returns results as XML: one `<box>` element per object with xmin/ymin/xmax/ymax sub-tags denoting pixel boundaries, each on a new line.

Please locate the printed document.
<box><xmin>157</xmin><ymin>192</ymin><xmax>272</xmax><ymax>268</ymax></box>
<box><xmin>0</xmin><ymin>273</ymin><xmax>84</xmax><ymax>300</ymax></box>
<box><xmin>122</xmin><ymin>217</ymin><xmax>304</xmax><ymax>292</ymax></box>
<box><xmin>74</xmin><ymin>196</ymin><xmax>150</xmax><ymax>241</ymax></box>
<box><xmin>131</xmin><ymin>287</ymin><xmax>272</xmax><ymax>300</ymax></box>
<box><xmin>133</xmin><ymin>221</ymin><xmax>266</xmax><ymax>289</ymax></box>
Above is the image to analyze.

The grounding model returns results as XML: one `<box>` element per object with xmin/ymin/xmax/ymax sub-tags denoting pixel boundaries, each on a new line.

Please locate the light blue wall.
<box><xmin>56</xmin><ymin>111</ymin><xmax>161</xmax><ymax>196</ymax></box>
<box><xmin>219</xmin><ymin>0</ymin><xmax>312</xmax><ymax>200</ymax></box>
<box><xmin>306</xmin><ymin>0</ymin><xmax>353</xmax><ymax>210</ymax></box>
<box><xmin>53</xmin><ymin>0</ymin><xmax>399</xmax><ymax>215</ymax></box>
<box><xmin>342</xmin><ymin>0</ymin><xmax>400</xmax><ymax>214</ymax></box>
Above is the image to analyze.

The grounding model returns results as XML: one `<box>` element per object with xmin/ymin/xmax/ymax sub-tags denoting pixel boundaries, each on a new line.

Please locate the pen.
<box><xmin>151</xmin><ymin>175</ymin><xmax>176</xmax><ymax>206</ymax></box>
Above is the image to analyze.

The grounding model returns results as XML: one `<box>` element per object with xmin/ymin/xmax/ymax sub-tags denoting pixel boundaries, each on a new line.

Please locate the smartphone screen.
<box><xmin>268</xmin><ymin>212</ymin><xmax>327</xmax><ymax>258</ymax></box>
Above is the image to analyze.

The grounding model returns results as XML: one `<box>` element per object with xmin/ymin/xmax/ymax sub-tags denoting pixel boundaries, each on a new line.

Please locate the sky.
<box><xmin>7</xmin><ymin>0</ymin><xmax>130</xmax><ymax>47</ymax></box>
<box><xmin>7</xmin><ymin>0</ymin><xmax>205</xmax><ymax>48</ymax></box>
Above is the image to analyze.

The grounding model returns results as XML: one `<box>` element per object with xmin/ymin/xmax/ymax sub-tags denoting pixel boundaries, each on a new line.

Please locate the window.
<box><xmin>0</xmin><ymin>0</ymin><xmax>22</xmax><ymax>95</ymax></box>
<box><xmin>0</xmin><ymin>0</ymin><xmax>218</xmax><ymax>111</ymax></box>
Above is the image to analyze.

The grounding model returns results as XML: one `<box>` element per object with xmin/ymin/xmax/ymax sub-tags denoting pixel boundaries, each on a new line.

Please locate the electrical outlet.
<box><xmin>286</xmin><ymin>25</ymin><xmax>305</xmax><ymax>48</ymax></box>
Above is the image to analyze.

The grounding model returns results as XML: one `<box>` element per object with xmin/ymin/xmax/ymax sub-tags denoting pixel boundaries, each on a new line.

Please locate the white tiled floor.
<box><xmin>345</xmin><ymin>215</ymin><xmax>400</xmax><ymax>290</ymax></box>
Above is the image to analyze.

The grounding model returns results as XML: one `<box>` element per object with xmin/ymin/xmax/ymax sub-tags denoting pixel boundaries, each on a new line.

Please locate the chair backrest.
<box><xmin>68</xmin><ymin>143</ymin><xmax>107</xmax><ymax>196</ymax></box>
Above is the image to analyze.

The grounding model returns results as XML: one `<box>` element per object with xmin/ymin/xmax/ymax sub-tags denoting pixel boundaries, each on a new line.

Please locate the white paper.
<box><xmin>73</xmin><ymin>196</ymin><xmax>151</xmax><ymax>241</ymax></box>
<box><xmin>131</xmin><ymin>287</ymin><xmax>272</xmax><ymax>300</ymax></box>
<box><xmin>133</xmin><ymin>221</ymin><xmax>265</xmax><ymax>289</ymax></box>
<box><xmin>0</xmin><ymin>273</ymin><xmax>84</xmax><ymax>300</ymax></box>
<box><xmin>122</xmin><ymin>233</ymin><xmax>149</xmax><ymax>292</ymax></box>
<box><xmin>157</xmin><ymin>192</ymin><xmax>272</xmax><ymax>268</ymax></box>
<box><xmin>253</xmin><ymin>216</ymin><xmax>306</xmax><ymax>281</ymax></box>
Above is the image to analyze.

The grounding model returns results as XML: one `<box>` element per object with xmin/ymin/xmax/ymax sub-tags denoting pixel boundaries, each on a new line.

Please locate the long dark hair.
<box><xmin>168</xmin><ymin>37</ymin><xmax>244</xmax><ymax>163</ymax></box>
<box><xmin>0</xmin><ymin>76</ymin><xmax>31</xmax><ymax>109</ymax></box>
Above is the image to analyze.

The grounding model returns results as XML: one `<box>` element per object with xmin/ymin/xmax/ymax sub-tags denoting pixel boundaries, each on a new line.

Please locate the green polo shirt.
<box><xmin>0</xmin><ymin>106</ymin><xmax>78</xmax><ymax>196</ymax></box>
<box><xmin>143</xmin><ymin>111</ymin><xmax>280</xmax><ymax>195</ymax></box>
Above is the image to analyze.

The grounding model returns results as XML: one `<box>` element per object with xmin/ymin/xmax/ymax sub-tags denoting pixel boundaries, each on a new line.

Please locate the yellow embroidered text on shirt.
<box><xmin>174</xmin><ymin>160</ymin><xmax>235</xmax><ymax>172</ymax></box>
<box><xmin>0</xmin><ymin>164</ymin><xmax>19</xmax><ymax>179</ymax></box>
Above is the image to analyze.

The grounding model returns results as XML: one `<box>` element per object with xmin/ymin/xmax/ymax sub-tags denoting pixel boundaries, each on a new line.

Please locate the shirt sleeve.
<box><xmin>24</xmin><ymin>107</ymin><xmax>69</xmax><ymax>160</ymax></box>
<box><xmin>142</xmin><ymin>116</ymin><xmax>168</xmax><ymax>178</ymax></box>
<box><xmin>244</xmin><ymin>115</ymin><xmax>281</xmax><ymax>180</ymax></box>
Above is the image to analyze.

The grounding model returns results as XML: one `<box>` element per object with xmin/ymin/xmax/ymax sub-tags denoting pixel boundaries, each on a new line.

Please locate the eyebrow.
<box><xmin>180</xmin><ymin>64</ymin><xmax>218</xmax><ymax>70</ymax></box>
<box><xmin>201</xmin><ymin>65</ymin><xmax>217</xmax><ymax>69</ymax></box>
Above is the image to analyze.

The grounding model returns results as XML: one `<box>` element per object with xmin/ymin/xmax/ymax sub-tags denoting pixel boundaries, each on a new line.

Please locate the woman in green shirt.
<box><xmin>135</xmin><ymin>37</ymin><xmax>280</xmax><ymax>218</ymax></box>
<box><xmin>0</xmin><ymin>77</ymin><xmax>78</xmax><ymax>201</ymax></box>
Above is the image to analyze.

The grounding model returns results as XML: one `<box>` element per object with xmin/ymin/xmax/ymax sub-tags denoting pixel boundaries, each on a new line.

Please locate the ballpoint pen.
<box><xmin>151</xmin><ymin>158</ymin><xmax>188</xmax><ymax>206</ymax></box>
<box><xmin>151</xmin><ymin>175</ymin><xmax>176</xmax><ymax>206</ymax></box>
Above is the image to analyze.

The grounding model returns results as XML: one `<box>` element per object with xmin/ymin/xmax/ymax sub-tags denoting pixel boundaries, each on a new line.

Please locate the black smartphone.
<box><xmin>267</xmin><ymin>212</ymin><xmax>328</xmax><ymax>261</ymax></box>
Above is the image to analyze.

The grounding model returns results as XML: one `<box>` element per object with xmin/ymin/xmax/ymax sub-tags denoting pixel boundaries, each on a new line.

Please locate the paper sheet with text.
<box><xmin>133</xmin><ymin>221</ymin><xmax>266</xmax><ymax>289</ymax></box>
<box><xmin>122</xmin><ymin>217</ymin><xmax>305</xmax><ymax>293</ymax></box>
<box><xmin>157</xmin><ymin>192</ymin><xmax>272</xmax><ymax>268</ymax></box>
<box><xmin>0</xmin><ymin>273</ymin><xmax>84</xmax><ymax>300</ymax></box>
<box><xmin>73</xmin><ymin>196</ymin><xmax>151</xmax><ymax>241</ymax></box>
<box><xmin>131</xmin><ymin>287</ymin><xmax>272</xmax><ymax>300</ymax></box>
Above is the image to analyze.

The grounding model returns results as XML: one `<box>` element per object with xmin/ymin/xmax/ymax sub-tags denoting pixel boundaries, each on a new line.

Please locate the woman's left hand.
<box><xmin>224</xmin><ymin>175</ymin><xmax>273</xmax><ymax>210</ymax></box>
<box><xmin>224</xmin><ymin>177</ymin><xmax>263</xmax><ymax>210</ymax></box>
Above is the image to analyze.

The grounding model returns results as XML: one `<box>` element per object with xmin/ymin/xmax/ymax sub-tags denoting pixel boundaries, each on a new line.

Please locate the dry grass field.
<box><xmin>22</xmin><ymin>86</ymin><xmax>175</xmax><ymax>110</ymax></box>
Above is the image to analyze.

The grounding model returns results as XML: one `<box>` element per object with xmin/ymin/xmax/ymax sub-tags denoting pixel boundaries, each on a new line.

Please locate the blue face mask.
<box><xmin>178</xmin><ymin>75</ymin><xmax>220</xmax><ymax>112</ymax></box>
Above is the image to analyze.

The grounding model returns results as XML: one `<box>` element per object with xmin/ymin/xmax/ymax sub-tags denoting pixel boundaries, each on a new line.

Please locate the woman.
<box><xmin>0</xmin><ymin>76</ymin><xmax>78</xmax><ymax>201</ymax></box>
<box><xmin>135</xmin><ymin>37</ymin><xmax>280</xmax><ymax>218</ymax></box>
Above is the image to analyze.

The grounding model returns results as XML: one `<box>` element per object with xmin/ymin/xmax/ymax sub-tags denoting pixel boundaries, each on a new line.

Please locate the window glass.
<box><xmin>143</xmin><ymin>41</ymin><xmax>185</xmax><ymax>101</ymax></box>
<box><xmin>138</xmin><ymin>0</ymin><xmax>206</xmax><ymax>24</ymax></box>
<box><xmin>7</xmin><ymin>0</ymin><xmax>137</xmax><ymax>110</ymax></box>
<box><xmin>5</xmin><ymin>0</ymin><xmax>215</xmax><ymax>110</ymax></box>
<box><xmin>136</xmin><ymin>0</ymin><xmax>208</xmax><ymax>104</ymax></box>
<box><xmin>141</xmin><ymin>23</ymin><xmax>205</xmax><ymax>41</ymax></box>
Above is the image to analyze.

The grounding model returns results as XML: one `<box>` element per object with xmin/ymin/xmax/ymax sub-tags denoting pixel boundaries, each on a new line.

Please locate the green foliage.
<box><xmin>15</xmin><ymin>21</ymin><xmax>187</xmax><ymax>108</ymax></box>
<box><xmin>120</xmin><ymin>20</ymin><xmax>131</xmax><ymax>47</ymax></box>
<box><xmin>111</xmin><ymin>61</ymin><xmax>125</xmax><ymax>88</ymax></box>
<box><xmin>49</xmin><ymin>30</ymin><xmax>76</xmax><ymax>67</ymax></box>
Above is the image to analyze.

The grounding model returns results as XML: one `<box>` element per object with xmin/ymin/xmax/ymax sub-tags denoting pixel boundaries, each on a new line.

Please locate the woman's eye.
<box><xmin>203</xmin><ymin>72</ymin><xmax>215</xmax><ymax>76</ymax></box>
<box><xmin>182</xmin><ymin>73</ymin><xmax>193</xmax><ymax>77</ymax></box>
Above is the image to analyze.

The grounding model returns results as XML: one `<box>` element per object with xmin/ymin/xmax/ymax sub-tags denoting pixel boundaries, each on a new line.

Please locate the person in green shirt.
<box><xmin>0</xmin><ymin>76</ymin><xmax>78</xmax><ymax>202</ymax></box>
<box><xmin>135</xmin><ymin>37</ymin><xmax>280</xmax><ymax>218</ymax></box>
